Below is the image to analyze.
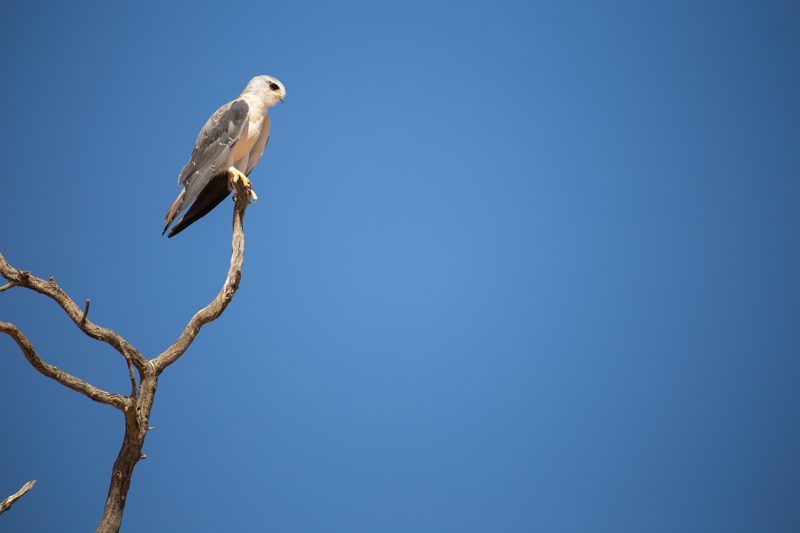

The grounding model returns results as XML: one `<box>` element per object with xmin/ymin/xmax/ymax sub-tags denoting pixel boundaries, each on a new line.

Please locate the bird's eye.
<box><xmin>269</xmin><ymin>82</ymin><xmax>280</xmax><ymax>91</ymax></box>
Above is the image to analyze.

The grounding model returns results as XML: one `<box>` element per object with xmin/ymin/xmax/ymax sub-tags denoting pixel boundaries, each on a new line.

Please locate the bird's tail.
<box><xmin>162</xmin><ymin>190</ymin><xmax>186</xmax><ymax>235</ymax></box>
<box><xmin>165</xmin><ymin>174</ymin><xmax>231</xmax><ymax>238</ymax></box>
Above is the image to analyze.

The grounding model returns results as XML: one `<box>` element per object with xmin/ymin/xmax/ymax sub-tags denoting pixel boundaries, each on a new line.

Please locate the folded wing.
<box><xmin>163</xmin><ymin>99</ymin><xmax>250</xmax><ymax>236</ymax></box>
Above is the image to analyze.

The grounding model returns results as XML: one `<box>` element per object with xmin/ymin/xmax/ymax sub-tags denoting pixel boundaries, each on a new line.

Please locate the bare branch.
<box><xmin>151</xmin><ymin>178</ymin><xmax>250</xmax><ymax>373</ymax></box>
<box><xmin>0</xmin><ymin>480</ymin><xmax>36</xmax><ymax>515</ymax></box>
<box><xmin>0</xmin><ymin>322</ymin><xmax>129</xmax><ymax>410</ymax></box>
<box><xmin>0</xmin><ymin>255</ymin><xmax>149</xmax><ymax>373</ymax></box>
<box><xmin>0</xmin><ymin>282</ymin><xmax>14</xmax><ymax>292</ymax></box>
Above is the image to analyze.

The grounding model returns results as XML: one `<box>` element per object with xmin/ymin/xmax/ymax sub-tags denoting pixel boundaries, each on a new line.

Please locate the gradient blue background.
<box><xmin>1</xmin><ymin>1</ymin><xmax>799</xmax><ymax>531</ymax></box>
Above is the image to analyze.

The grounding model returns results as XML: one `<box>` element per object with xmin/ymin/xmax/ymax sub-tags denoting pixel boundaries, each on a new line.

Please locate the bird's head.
<box><xmin>251</xmin><ymin>75</ymin><xmax>286</xmax><ymax>107</ymax></box>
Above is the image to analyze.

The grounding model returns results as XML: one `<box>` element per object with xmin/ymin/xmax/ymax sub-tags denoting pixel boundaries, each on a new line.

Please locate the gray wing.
<box><xmin>164</xmin><ymin>99</ymin><xmax>250</xmax><ymax>226</ymax></box>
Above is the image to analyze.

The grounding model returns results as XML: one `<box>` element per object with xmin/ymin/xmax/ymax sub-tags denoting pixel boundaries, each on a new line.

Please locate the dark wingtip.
<box><xmin>166</xmin><ymin>174</ymin><xmax>232</xmax><ymax>238</ymax></box>
<box><xmin>166</xmin><ymin>218</ymin><xmax>191</xmax><ymax>238</ymax></box>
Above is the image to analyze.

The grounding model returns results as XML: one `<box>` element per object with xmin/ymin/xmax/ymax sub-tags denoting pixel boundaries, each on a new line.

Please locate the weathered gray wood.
<box><xmin>0</xmin><ymin>257</ymin><xmax>148</xmax><ymax>372</ymax></box>
<box><xmin>151</xmin><ymin>176</ymin><xmax>249</xmax><ymax>374</ymax></box>
<box><xmin>0</xmin><ymin>480</ymin><xmax>36</xmax><ymax>515</ymax></box>
<box><xmin>0</xmin><ymin>322</ymin><xmax>129</xmax><ymax>409</ymax></box>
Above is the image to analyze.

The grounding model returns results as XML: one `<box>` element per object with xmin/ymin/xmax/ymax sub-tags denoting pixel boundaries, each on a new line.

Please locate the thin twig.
<box><xmin>125</xmin><ymin>354</ymin><xmax>137</xmax><ymax>398</ymax></box>
<box><xmin>0</xmin><ymin>480</ymin><xmax>36</xmax><ymax>515</ymax></box>
<box><xmin>80</xmin><ymin>298</ymin><xmax>90</xmax><ymax>330</ymax></box>
<box><xmin>0</xmin><ymin>322</ymin><xmax>128</xmax><ymax>410</ymax></box>
<box><xmin>0</xmin><ymin>282</ymin><xmax>14</xmax><ymax>292</ymax></box>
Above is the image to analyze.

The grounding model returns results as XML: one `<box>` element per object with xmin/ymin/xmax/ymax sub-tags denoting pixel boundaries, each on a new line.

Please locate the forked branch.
<box><xmin>1</xmin><ymin>176</ymin><xmax>252</xmax><ymax>533</ymax></box>
<box><xmin>0</xmin><ymin>255</ymin><xmax>148</xmax><ymax>373</ymax></box>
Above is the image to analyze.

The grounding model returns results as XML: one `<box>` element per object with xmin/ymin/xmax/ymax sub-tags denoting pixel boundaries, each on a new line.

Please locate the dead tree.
<box><xmin>0</xmin><ymin>178</ymin><xmax>252</xmax><ymax>532</ymax></box>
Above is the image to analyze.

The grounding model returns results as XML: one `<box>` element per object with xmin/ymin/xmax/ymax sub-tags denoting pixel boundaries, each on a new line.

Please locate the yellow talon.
<box><xmin>228</xmin><ymin>167</ymin><xmax>258</xmax><ymax>203</ymax></box>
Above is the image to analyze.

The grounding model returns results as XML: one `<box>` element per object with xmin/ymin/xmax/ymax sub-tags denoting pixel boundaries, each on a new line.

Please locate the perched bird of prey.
<box><xmin>162</xmin><ymin>75</ymin><xmax>286</xmax><ymax>237</ymax></box>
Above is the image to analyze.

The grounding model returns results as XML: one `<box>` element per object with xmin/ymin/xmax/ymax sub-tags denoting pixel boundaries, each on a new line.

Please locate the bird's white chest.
<box><xmin>232</xmin><ymin>115</ymin><xmax>266</xmax><ymax>161</ymax></box>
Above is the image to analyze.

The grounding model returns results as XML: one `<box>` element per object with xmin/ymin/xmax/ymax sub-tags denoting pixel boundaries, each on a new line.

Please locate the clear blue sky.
<box><xmin>1</xmin><ymin>1</ymin><xmax>799</xmax><ymax>531</ymax></box>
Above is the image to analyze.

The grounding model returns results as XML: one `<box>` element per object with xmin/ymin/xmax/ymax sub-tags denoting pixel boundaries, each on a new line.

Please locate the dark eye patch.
<box><xmin>269</xmin><ymin>82</ymin><xmax>280</xmax><ymax>91</ymax></box>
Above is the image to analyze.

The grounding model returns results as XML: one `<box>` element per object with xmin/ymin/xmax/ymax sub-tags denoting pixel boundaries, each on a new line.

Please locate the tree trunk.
<box><xmin>96</xmin><ymin>374</ymin><xmax>156</xmax><ymax>533</ymax></box>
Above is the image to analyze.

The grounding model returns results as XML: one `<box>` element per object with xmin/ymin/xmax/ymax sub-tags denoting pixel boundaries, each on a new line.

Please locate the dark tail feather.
<box><xmin>167</xmin><ymin>174</ymin><xmax>231</xmax><ymax>238</ymax></box>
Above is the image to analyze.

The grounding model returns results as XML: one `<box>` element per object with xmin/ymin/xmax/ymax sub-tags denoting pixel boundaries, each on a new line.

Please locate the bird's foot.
<box><xmin>228</xmin><ymin>167</ymin><xmax>258</xmax><ymax>203</ymax></box>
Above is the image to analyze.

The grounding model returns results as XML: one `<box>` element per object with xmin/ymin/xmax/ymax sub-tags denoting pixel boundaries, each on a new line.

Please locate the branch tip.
<box><xmin>0</xmin><ymin>479</ymin><xmax>37</xmax><ymax>515</ymax></box>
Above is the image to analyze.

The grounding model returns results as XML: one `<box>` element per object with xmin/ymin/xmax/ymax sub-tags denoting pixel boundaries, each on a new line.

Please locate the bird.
<box><xmin>162</xmin><ymin>75</ymin><xmax>286</xmax><ymax>237</ymax></box>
